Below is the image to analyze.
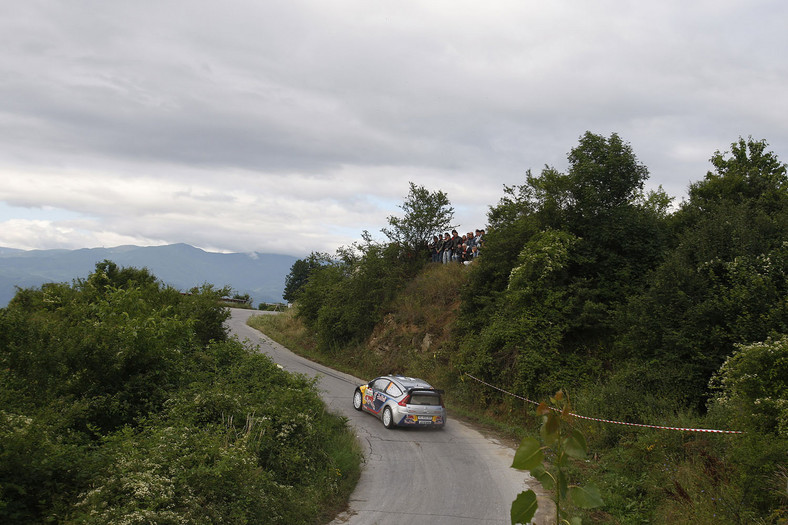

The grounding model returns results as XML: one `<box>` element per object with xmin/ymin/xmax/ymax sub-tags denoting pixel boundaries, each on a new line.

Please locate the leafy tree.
<box><xmin>463</xmin><ymin>132</ymin><xmax>668</xmax><ymax>321</ymax></box>
<box><xmin>564</xmin><ymin>132</ymin><xmax>649</xmax><ymax>217</ymax></box>
<box><xmin>459</xmin><ymin>182</ymin><xmax>543</xmax><ymax>333</ymax></box>
<box><xmin>381</xmin><ymin>182</ymin><xmax>456</xmax><ymax>254</ymax></box>
<box><xmin>617</xmin><ymin>137</ymin><xmax>788</xmax><ymax>405</ymax></box>
<box><xmin>553</xmin><ymin>132</ymin><xmax>667</xmax><ymax>310</ymax></box>
<box><xmin>459</xmin><ymin>132</ymin><xmax>669</xmax><ymax>398</ymax></box>
<box><xmin>90</xmin><ymin>259</ymin><xmax>159</xmax><ymax>291</ymax></box>
<box><xmin>181</xmin><ymin>284</ymin><xmax>232</xmax><ymax>346</ymax></box>
<box><xmin>684</xmin><ymin>137</ymin><xmax>787</xmax><ymax>215</ymax></box>
<box><xmin>282</xmin><ymin>252</ymin><xmax>331</xmax><ymax>303</ymax></box>
<box><xmin>294</xmin><ymin>260</ymin><xmax>345</xmax><ymax>328</ymax></box>
<box><xmin>296</xmin><ymin>240</ymin><xmax>420</xmax><ymax>351</ymax></box>
<box><xmin>459</xmin><ymin>230</ymin><xmax>582</xmax><ymax>397</ymax></box>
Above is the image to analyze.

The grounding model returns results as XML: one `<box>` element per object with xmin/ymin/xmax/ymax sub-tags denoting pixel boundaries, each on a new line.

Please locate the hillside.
<box><xmin>0</xmin><ymin>243</ymin><xmax>297</xmax><ymax>307</ymax></box>
<box><xmin>254</xmin><ymin>136</ymin><xmax>788</xmax><ymax>523</ymax></box>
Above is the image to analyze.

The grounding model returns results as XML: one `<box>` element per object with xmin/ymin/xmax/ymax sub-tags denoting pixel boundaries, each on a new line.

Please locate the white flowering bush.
<box><xmin>710</xmin><ymin>336</ymin><xmax>788</xmax><ymax>436</ymax></box>
<box><xmin>507</xmin><ymin>229</ymin><xmax>578</xmax><ymax>292</ymax></box>
<box><xmin>70</xmin><ymin>423</ymin><xmax>291</xmax><ymax>524</ymax></box>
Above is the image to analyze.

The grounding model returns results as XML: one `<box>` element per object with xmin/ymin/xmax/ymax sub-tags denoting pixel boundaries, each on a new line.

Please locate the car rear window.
<box><xmin>409</xmin><ymin>393</ymin><xmax>441</xmax><ymax>406</ymax></box>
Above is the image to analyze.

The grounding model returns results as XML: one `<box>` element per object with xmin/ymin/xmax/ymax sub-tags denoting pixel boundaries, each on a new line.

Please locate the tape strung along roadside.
<box><xmin>463</xmin><ymin>373</ymin><xmax>743</xmax><ymax>434</ymax></box>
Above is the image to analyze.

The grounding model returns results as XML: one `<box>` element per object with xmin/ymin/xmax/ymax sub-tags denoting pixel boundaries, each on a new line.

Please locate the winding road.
<box><xmin>227</xmin><ymin>309</ymin><xmax>550</xmax><ymax>525</ymax></box>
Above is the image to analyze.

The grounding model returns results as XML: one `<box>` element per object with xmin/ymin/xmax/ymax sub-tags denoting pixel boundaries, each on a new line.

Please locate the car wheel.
<box><xmin>382</xmin><ymin>407</ymin><xmax>395</xmax><ymax>429</ymax></box>
<box><xmin>353</xmin><ymin>389</ymin><xmax>363</xmax><ymax>411</ymax></box>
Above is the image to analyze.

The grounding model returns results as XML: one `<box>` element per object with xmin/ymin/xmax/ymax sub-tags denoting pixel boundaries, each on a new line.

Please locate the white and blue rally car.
<box><xmin>353</xmin><ymin>375</ymin><xmax>446</xmax><ymax>429</ymax></box>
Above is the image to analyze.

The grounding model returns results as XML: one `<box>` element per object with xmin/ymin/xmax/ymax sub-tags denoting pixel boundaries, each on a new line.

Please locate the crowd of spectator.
<box><xmin>429</xmin><ymin>229</ymin><xmax>484</xmax><ymax>265</ymax></box>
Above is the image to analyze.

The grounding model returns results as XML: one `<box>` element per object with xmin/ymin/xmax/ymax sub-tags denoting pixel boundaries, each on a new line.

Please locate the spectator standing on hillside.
<box><xmin>474</xmin><ymin>229</ymin><xmax>484</xmax><ymax>254</ymax></box>
<box><xmin>425</xmin><ymin>227</ymin><xmax>486</xmax><ymax>263</ymax></box>
<box><xmin>441</xmin><ymin>232</ymin><xmax>452</xmax><ymax>264</ymax></box>
<box><xmin>461</xmin><ymin>232</ymin><xmax>473</xmax><ymax>261</ymax></box>
<box><xmin>431</xmin><ymin>235</ymin><xmax>441</xmax><ymax>263</ymax></box>
<box><xmin>450</xmin><ymin>230</ymin><xmax>463</xmax><ymax>262</ymax></box>
<box><xmin>465</xmin><ymin>231</ymin><xmax>475</xmax><ymax>252</ymax></box>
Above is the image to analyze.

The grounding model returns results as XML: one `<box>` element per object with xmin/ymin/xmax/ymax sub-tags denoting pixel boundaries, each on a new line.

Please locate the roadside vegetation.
<box><xmin>254</xmin><ymin>133</ymin><xmax>788</xmax><ymax>524</ymax></box>
<box><xmin>0</xmin><ymin>261</ymin><xmax>361</xmax><ymax>524</ymax></box>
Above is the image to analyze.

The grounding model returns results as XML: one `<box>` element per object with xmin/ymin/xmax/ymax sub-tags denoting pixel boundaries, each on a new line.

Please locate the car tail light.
<box><xmin>398</xmin><ymin>395</ymin><xmax>411</xmax><ymax>407</ymax></box>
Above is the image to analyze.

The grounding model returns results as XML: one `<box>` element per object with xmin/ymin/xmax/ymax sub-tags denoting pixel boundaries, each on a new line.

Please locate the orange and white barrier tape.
<box><xmin>464</xmin><ymin>373</ymin><xmax>743</xmax><ymax>434</ymax></box>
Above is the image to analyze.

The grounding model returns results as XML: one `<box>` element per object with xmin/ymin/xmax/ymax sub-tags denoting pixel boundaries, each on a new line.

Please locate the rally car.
<box><xmin>352</xmin><ymin>375</ymin><xmax>446</xmax><ymax>429</ymax></box>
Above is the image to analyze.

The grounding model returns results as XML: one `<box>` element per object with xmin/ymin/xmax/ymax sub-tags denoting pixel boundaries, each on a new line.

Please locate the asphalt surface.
<box><xmin>227</xmin><ymin>309</ymin><xmax>551</xmax><ymax>525</ymax></box>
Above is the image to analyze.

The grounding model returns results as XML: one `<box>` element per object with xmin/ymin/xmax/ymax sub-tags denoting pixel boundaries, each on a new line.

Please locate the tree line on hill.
<box><xmin>283</xmin><ymin>132</ymin><xmax>787</xmax><ymax>521</ymax></box>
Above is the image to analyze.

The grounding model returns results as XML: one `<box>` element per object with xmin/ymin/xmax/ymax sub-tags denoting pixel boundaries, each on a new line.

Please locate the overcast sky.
<box><xmin>1</xmin><ymin>0</ymin><xmax>786</xmax><ymax>257</ymax></box>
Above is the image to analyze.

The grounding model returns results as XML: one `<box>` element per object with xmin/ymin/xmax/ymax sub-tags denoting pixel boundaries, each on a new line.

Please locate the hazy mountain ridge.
<box><xmin>0</xmin><ymin>243</ymin><xmax>297</xmax><ymax>307</ymax></box>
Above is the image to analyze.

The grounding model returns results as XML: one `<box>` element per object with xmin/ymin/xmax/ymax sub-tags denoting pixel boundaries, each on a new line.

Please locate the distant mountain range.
<box><xmin>0</xmin><ymin>244</ymin><xmax>298</xmax><ymax>308</ymax></box>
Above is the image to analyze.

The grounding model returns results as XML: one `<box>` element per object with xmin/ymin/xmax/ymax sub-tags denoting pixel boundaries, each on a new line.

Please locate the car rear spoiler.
<box><xmin>406</xmin><ymin>388</ymin><xmax>444</xmax><ymax>396</ymax></box>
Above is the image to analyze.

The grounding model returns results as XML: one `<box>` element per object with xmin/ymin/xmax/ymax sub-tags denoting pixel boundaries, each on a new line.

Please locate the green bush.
<box><xmin>710</xmin><ymin>336</ymin><xmax>788</xmax><ymax>436</ymax></box>
<box><xmin>0</xmin><ymin>262</ymin><xmax>361</xmax><ymax>524</ymax></box>
<box><xmin>296</xmin><ymin>241</ymin><xmax>424</xmax><ymax>352</ymax></box>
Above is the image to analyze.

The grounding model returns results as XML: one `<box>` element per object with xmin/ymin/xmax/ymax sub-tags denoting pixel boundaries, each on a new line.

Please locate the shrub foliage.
<box><xmin>0</xmin><ymin>261</ymin><xmax>360</xmax><ymax>524</ymax></box>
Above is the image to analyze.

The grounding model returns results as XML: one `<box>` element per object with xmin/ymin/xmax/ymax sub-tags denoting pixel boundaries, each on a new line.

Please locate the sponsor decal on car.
<box><xmin>404</xmin><ymin>415</ymin><xmax>441</xmax><ymax>425</ymax></box>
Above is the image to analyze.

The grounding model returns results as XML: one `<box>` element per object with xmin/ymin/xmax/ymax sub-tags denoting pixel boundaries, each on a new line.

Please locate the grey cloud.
<box><xmin>0</xmin><ymin>1</ymin><xmax>786</xmax><ymax>254</ymax></box>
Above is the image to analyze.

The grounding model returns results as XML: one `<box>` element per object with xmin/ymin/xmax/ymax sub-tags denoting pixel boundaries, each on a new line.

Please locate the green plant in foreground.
<box><xmin>511</xmin><ymin>391</ymin><xmax>604</xmax><ymax>525</ymax></box>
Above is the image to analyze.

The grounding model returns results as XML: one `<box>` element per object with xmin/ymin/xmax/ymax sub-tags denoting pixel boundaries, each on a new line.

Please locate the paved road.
<box><xmin>227</xmin><ymin>309</ymin><xmax>551</xmax><ymax>525</ymax></box>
